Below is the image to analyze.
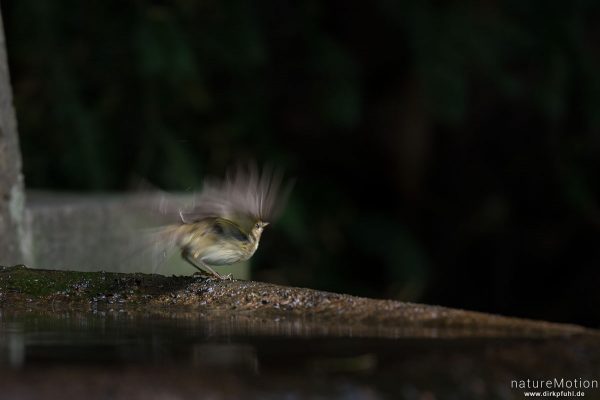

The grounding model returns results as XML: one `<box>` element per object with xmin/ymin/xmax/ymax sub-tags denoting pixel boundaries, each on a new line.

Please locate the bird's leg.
<box><xmin>181</xmin><ymin>250</ymin><xmax>230</xmax><ymax>280</ymax></box>
<box><xmin>200</xmin><ymin>261</ymin><xmax>232</xmax><ymax>280</ymax></box>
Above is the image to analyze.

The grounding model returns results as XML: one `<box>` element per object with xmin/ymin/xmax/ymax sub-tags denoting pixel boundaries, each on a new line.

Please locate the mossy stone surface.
<box><xmin>0</xmin><ymin>265</ymin><xmax>595</xmax><ymax>339</ymax></box>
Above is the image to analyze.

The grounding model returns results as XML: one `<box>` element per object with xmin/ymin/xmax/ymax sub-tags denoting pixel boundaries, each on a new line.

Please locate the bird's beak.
<box><xmin>263</xmin><ymin>222</ymin><xmax>270</xmax><ymax>227</ymax></box>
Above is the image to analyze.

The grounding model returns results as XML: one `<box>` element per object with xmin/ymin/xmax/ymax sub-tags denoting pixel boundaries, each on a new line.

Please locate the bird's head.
<box><xmin>251</xmin><ymin>220</ymin><xmax>269</xmax><ymax>239</ymax></box>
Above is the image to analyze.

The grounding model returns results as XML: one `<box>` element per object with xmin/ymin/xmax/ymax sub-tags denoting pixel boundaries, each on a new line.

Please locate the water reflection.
<box><xmin>0</xmin><ymin>323</ymin><xmax>25</xmax><ymax>368</ymax></box>
<box><xmin>193</xmin><ymin>344</ymin><xmax>258</xmax><ymax>373</ymax></box>
<box><xmin>0</xmin><ymin>310</ymin><xmax>598</xmax><ymax>399</ymax></box>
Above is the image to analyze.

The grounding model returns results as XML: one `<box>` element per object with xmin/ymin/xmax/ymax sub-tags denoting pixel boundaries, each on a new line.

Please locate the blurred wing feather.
<box><xmin>181</xmin><ymin>165</ymin><xmax>292</xmax><ymax>229</ymax></box>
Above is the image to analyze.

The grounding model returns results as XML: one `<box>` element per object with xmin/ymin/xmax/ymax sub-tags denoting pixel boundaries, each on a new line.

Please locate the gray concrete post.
<box><xmin>0</xmin><ymin>6</ymin><xmax>29</xmax><ymax>265</ymax></box>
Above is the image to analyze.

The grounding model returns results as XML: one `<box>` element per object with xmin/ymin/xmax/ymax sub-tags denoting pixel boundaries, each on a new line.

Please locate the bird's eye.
<box><xmin>255</xmin><ymin>223</ymin><xmax>261</xmax><ymax>229</ymax></box>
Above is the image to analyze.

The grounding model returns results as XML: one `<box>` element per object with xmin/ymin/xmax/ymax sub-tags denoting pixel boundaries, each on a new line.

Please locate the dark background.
<box><xmin>4</xmin><ymin>1</ymin><xmax>600</xmax><ymax>327</ymax></box>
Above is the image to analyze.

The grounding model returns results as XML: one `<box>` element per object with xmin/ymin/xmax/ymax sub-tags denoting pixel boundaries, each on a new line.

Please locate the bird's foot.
<box><xmin>192</xmin><ymin>272</ymin><xmax>210</xmax><ymax>279</ymax></box>
<box><xmin>193</xmin><ymin>271</ymin><xmax>231</xmax><ymax>281</ymax></box>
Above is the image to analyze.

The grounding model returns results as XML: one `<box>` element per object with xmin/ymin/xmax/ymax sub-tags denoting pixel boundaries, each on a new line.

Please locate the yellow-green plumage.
<box><xmin>163</xmin><ymin>166</ymin><xmax>289</xmax><ymax>279</ymax></box>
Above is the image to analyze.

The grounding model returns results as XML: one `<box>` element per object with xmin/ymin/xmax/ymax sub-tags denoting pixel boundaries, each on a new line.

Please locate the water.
<box><xmin>1</xmin><ymin>310</ymin><xmax>599</xmax><ymax>400</ymax></box>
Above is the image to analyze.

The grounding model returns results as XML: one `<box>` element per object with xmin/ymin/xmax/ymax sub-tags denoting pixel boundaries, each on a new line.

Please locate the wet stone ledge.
<box><xmin>0</xmin><ymin>265</ymin><xmax>595</xmax><ymax>339</ymax></box>
<box><xmin>2</xmin><ymin>265</ymin><xmax>600</xmax><ymax>399</ymax></box>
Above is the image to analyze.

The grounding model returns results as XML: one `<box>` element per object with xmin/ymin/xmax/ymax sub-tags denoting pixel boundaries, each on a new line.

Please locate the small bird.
<box><xmin>161</xmin><ymin>165</ymin><xmax>291</xmax><ymax>279</ymax></box>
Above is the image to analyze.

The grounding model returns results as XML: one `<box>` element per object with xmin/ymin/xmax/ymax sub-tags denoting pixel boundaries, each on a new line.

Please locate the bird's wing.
<box><xmin>181</xmin><ymin>164</ymin><xmax>292</xmax><ymax>230</ymax></box>
<box><xmin>211</xmin><ymin>217</ymin><xmax>250</xmax><ymax>242</ymax></box>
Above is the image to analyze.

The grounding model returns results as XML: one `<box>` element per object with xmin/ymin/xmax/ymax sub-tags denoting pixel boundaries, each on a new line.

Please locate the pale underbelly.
<box><xmin>200</xmin><ymin>243</ymin><xmax>258</xmax><ymax>266</ymax></box>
